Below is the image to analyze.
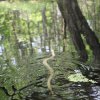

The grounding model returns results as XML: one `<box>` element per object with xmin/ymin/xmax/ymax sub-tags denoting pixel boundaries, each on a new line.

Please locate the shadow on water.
<box><xmin>0</xmin><ymin>36</ymin><xmax>100</xmax><ymax>100</ymax></box>
<box><xmin>23</xmin><ymin>76</ymin><xmax>100</xmax><ymax>100</ymax></box>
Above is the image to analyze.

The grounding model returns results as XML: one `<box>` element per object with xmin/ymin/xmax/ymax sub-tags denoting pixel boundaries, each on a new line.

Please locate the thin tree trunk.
<box><xmin>63</xmin><ymin>19</ymin><xmax>67</xmax><ymax>52</ymax></box>
<box><xmin>12</xmin><ymin>10</ymin><xmax>21</xmax><ymax>65</ymax></box>
<box><xmin>26</xmin><ymin>13</ymin><xmax>33</xmax><ymax>55</ymax></box>
<box><xmin>42</xmin><ymin>6</ymin><xmax>48</xmax><ymax>37</ymax></box>
<box><xmin>42</xmin><ymin>6</ymin><xmax>48</xmax><ymax>50</ymax></box>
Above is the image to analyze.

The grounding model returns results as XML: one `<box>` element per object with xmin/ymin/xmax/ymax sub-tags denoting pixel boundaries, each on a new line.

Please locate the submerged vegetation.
<box><xmin>0</xmin><ymin>0</ymin><xmax>100</xmax><ymax>100</ymax></box>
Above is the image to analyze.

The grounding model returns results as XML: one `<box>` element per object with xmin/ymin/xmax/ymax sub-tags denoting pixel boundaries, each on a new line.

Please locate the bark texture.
<box><xmin>57</xmin><ymin>0</ymin><xmax>100</xmax><ymax>63</ymax></box>
<box><xmin>57</xmin><ymin>0</ymin><xmax>88</xmax><ymax>62</ymax></box>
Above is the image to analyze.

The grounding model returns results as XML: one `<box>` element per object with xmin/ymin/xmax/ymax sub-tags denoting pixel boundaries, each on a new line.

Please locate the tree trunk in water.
<box><xmin>42</xmin><ymin>6</ymin><xmax>48</xmax><ymax>50</ymax></box>
<box><xmin>57</xmin><ymin>0</ymin><xmax>88</xmax><ymax>62</ymax></box>
<box><xmin>57</xmin><ymin>0</ymin><xmax>100</xmax><ymax>63</ymax></box>
<box><xmin>26</xmin><ymin>13</ymin><xmax>33</xmax><ymax>55</ymax></box>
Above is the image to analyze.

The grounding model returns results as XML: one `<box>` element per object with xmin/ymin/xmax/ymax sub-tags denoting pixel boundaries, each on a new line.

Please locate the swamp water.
<box><xmin>0</xmin><ymin>36</ymin><xmax>100</xmax><ymax>100</ymax></box>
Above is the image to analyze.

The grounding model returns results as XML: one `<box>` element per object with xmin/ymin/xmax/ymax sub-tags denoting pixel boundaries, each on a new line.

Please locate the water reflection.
<box><xmin>0</xmin><ymin>35</ymin><xmax>100</xmax><ymax>100</ymax></box>
<box><xmin>0</xmin><ymin>45</ymin><xmax>4</xmax><ymax>55</ymax></box>
<box><xmin>45</xmin><ymin>46</ymin><xmax>50</xmax><ymax>52</ymax></box>
<box><xmin>32</xmin><ymin>42</ymin><xmax>37</xmax><ymax>47</ymax></box>
<box><xmin>37</xmin><ymin>48</ymin><xmax>42</xmax><ymax>53</ymax></box>
<box><xmin>11</xmin><ymin>57</ymin><xmax>16</xmax><ymax>65</ymax></box>
<box><xmin>90</xmin><ymin>85</ymin><xmax>100</xmax><ymax>100</ymax></box>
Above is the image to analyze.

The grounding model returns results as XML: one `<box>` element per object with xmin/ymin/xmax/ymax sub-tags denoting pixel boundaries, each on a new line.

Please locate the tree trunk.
<box><xmin>26</xmin><ymin>13</ymin><xmax>33</xmax><ymax>55</ymax></box>
<box><xmin>57</xmin><ymin>0</ymin><xmax>100</xmax><ymax>63</ymax></box>
<box><xmin>57</xmin><ymin>0</ymin><xmax>88</xmax><ymax>62</ymax></box>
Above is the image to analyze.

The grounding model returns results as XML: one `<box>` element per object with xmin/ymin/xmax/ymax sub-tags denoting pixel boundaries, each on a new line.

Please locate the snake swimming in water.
<box><xmin>43</xmin><ymin>48</ymin><xmax>55</xmax><ymax>94</ymax></box>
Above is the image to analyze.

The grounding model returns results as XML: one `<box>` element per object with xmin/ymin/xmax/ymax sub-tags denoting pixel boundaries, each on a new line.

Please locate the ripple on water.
<box><xmin>90</xmin><ymin>85</ymin><xmax>100</xmax><ymax>100</ymax></box>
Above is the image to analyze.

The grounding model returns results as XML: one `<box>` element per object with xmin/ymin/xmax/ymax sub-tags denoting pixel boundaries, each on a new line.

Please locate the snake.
<box><xmin>43</xmin><ymin>48</ymin><xmax>55</xmax><ymax>94</ymax></box>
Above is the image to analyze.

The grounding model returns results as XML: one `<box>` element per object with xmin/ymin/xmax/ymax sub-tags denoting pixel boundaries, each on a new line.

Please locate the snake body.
<box><xmin>43</xmin><ymin>49</ymin><xmax>55</xmax><ymax>94</ymax></box>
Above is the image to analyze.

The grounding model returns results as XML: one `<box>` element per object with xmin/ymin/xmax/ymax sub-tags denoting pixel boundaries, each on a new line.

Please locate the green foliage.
<box><xmin>0</xmin><ymin>0</ymin><xmax>100</xmax><ymax>99</ymax></box>
<box><xmin>0</xmin><ymin>90</ymin><xmax>8</xmax><ymax>100</ymax></box>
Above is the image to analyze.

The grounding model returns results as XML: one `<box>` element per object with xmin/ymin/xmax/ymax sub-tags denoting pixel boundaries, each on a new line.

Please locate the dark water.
<box><xmin>28</xmin><ymin>83</ymin><xmax>100</xmax><ymax>100</ymax></box>
<box><xmin>0</xmin><ymin>36</ymin><xmax>100</xmax><ymax>100</ymax></box>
